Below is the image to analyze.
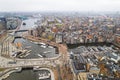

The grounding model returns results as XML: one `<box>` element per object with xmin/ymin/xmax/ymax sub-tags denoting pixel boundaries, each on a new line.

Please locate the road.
<box><xmin>0</xmin><ymin>28</ymin><xmax>71</xmax><ymax>80</ymax></box>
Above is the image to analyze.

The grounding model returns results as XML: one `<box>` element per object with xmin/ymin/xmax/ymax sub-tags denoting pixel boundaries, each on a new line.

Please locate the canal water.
<box><xmin>67</xmin><ymin>42</ymin><xmax>112</xmax><ymax>49</ymax></box>
<box><xmin>13</xmin><ymin>37</ymin><xmax>58</xmax><ymax>59</ymax></box>
<box><xmin>4</xmin><ymin>69</ymin><xmax>51</xmax><ymax>80</ymax></box>
<box><xmin>13</xmin><ymin>18</ymin><xmax>59</xmax><ymax>59</ymax></box>
<box><xmin>67</xmin><ymin>42</ymin><xmax>115</xmax><ymax>55</ymax></box>
<box><xmin>4</xmin><ymin>18</ymin><xmax>53</xmax><ymax>80</ymax></box>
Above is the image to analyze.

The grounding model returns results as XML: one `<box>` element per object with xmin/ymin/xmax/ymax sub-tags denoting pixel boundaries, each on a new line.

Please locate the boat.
<box><xmin>33</xmin><ymin>42</ymin><xmax>38</xmax><ymax>44</ymax></box>
<box><xmin>37</xmin><ymin>54</ymin><xmax>43</xmax><ymax>58</ymax></box>
<box><xmin>48</xmin><ymin>46</ymin><xmax>53</xmax><ymax>48</ymax></box>
<box><xmin>41</xmin><ymin>45</ymin><xmax>47</xmax><ymax>48</ymax></box>
<box><xmin>39</xmin><ymin>42</ymin><xmax>46</xmax><ymax>45</ymax></box>
<box><xmin>25</xmin><ymin>46</ymin><xmax>31</xmax><ymax>49</ymax></box>
<box><xmin>43</xmin><ymin>51</ymin><xmax>51</xmax><ymax>53</ymax></box>
<box><xmin>38</xmin><ymin>73</ymin><xmax>51</xmax><ymax>79</ymax></box>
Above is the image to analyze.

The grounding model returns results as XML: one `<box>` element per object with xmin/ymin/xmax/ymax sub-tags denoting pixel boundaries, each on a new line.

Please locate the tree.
<box><xmin>48</xmin><ymin>35</ymin><xmax>53</xmax><ymax>40</ymax></box>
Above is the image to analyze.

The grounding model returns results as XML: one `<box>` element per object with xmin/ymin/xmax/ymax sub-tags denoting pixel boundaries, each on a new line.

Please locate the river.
<box><xmin>19</xmin><ymin>18</ymin><xmax>39</xmax><ymax>30</ymax></box>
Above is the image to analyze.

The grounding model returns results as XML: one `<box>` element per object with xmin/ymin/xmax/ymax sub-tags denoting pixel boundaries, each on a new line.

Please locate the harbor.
<box><xmin>3</xmin><ymin>68</ymin><xmax>51</xmax><ymax>80</ymax></box>
<box><xmin>12</xmin><ymin>37</ymin><xmax>58</xmax><ymax>59</ymax></box>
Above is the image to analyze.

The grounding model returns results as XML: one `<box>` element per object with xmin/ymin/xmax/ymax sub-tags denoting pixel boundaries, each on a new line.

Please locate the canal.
<box><xmin>67</xmin><ymin>42</ymin><xmax>112</xmax><ymax>49</ymax></box>
<box><xmin>67</xmin><ymin>42</ymin><xmax>120</xmax><ymax>74</ymax></box>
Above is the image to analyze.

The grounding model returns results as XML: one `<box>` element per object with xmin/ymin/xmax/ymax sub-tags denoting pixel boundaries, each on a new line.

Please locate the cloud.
<box><xmin>0</xmin><ymin>0</ymin><xmax>120</xmax><ymax>12</ymax></box>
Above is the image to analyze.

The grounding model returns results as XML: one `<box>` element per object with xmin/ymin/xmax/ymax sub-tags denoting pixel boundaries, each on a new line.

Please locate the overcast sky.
<box><xmin>0</xmin><ymin>0</ymin><xmax>120</xmax><ymax>12</ymax></box>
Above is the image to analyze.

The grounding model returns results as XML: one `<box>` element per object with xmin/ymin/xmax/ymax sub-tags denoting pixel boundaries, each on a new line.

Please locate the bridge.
<box><xmin>0</xmin><ymin>54</ymin><xmax>64</xmax><ymax>68</ymax></box>
<box><xmin>0</xmin><ymin>31</ymin><xmax>69</xmax><ymax>75</ymax></box>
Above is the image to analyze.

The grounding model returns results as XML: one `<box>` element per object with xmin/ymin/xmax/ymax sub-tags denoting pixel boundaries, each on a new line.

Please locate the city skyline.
<box><xmin>0</xmin><ymin>4</ymin><xmax>120</xmax><ymax>80</ymax></box>
<box><xmin>0</xmin><ymin>0</ymin><xmax>120</xmax><ymax>12</ymax></box>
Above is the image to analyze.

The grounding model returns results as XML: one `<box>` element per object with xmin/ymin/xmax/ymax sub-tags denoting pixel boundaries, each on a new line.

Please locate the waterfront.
<box><xmin>3</xmin><ymin>68</ymin><xmax>51</xmax><ymax>80</ymax></box>
<box><xmin>9</xmin><ymin>17</ymin><xmax>59</xmax><ymax>59</ymax></box>
<box><xmin>68</xmin><ymin>42</ymin><xmax>120</xmax><ymax>79</ymax></box>
<box><xmin>67</xmin><ymin>42</ymin><xmax>112</xmax><ymax>49</ymax></box>
<box><xmin>13</xmin><ymin>37</ymin><xmax>58</xmax><ymax>59</ymax></box>
<box><xmin>0</xmin><ymin>11</ymin><xmax>120</xmax><ymax>80</ymax></box>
